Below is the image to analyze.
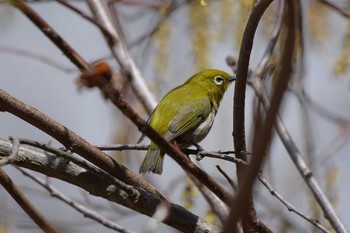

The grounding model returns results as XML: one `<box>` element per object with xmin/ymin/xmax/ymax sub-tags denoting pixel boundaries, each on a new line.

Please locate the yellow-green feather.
<box><xmin>139</xmin><ymin>69</ymin><xmax>233</xmax><ymax>174</ymax></box>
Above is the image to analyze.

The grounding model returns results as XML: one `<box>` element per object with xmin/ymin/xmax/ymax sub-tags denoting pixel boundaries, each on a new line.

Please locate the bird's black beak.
<box><xmin>229</xmin><ymin>75</ymin><xmax>236</xmax><ymax>82</ymax></box>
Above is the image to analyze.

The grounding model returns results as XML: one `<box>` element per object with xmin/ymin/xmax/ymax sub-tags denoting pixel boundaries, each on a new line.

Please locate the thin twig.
<box><xmin>16</xmin><ymin>167</ymin><xmax>136</xmax><ymax>233</ymax></box>
<box><xmin>195</xmin><ymin>151</ymin><xmax>248</xmax><ymax>165</ymax></box>
<box><xmin>56</xmin><ymin>0</ymin><xmax>114</xmax><ymax>40</ymax></box>
<box><xmin>0</xmin><ymin>168</ymin><xmax>60</xmax><ymax>233</ymax></box>
<box><xmin>0</xmin><ymin>46</ymin><xmax>75</xmax><ymax>72</ymax></box>
<box><xmin>216</xmin><ymin>165</ymin><xmax>238</xmax><ymax>192</ymax></box>
<box><xmin>9</xmin><ymin>0</ymin><xmax>91</xmax><ymax>71</ymax></box>
<box><xmin>97</xmin><ymin>143</ymin><xmax>149</xmax><ymax>151</ymax></box>
<box><xmin>293</xmin><ymin>89</ymin><xmax>350</xmax><ymax>127</ymax></box>
<box><xmin>258</xmin><ymin>174</ymin><xmax>330</xmax><ymax>233</ymax></box>
<box><xmin>318</xmin><ymin>0</ymin><xmax>350</xmax><ymax>18</ymax></box>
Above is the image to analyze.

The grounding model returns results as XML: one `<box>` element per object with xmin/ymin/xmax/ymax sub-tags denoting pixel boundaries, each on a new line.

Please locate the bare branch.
<box><xmin>96</xmin><ymin>143</ymin><xmax>149</xmax><ymax>151</ymax></box>
<box><xmin>16</xmin><ymin>167</ymin><xmax>136</xmax><ymax>233</ymax></box>
<box><xmin>194</xmin><ymin>150</ymin><xmax>248</xmax><ymax>165</ymax></box>
<box><xmin>229</xmin><ymin>0</ymin><xmax>274</xmax><ymax>232</ymax></box>
<box><xmin>0</xmin><ymin>167</ymin><xmax>60</xmax><ymax>233</ymax></box>
<box><xmin>0</xmin><ymin>46</ymin><xmax>75</xmax><ymax>72</ymax></box>
<box><xmin>187</xmin><ymin>159</ymin><xmax>229</xmax><ymax>224</ymax></box>
<box><xmin>258</xmin><ymin>174</ymin><xmax>330</xmax><ymax>233</ymax></box>
<box><xmin>0</xmin><ymin>138</ymin><xmax>220</xmax><ymax>233</ymax></box>
<box><xmin>216</xmin><ymin>165</ymin><xmax>238</xmax><ymax>192</ymax></box>
<box><xmin>87</xmin><ymin>0</ymin><xmax>157</xmax><ymax>113</ymax></box>
<box><xmin>318</xmin><ymin>0</ymin><xmax>350</xmax><ymax>18</ymax></box>
<box><xmin>15</xmin><ymin>138</ymin><xmax>140</xmax><ymax>199</ymax></box>
<box><xmin>56</xmin><ymin>0</ymin><xmax>114</xmax><ymax>39</ymax></box>
<box><xmin>0</xmin><ymin>88</ymin><xmax>164</xmax><ymax>200</ymax></box>
<box><xmin>9</xmin><ymin>0</ymin><xmax>91</xmax><ymax>71</ymax></box>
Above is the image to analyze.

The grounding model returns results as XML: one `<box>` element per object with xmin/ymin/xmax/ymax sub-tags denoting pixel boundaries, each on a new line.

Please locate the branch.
<box><xmin>0</xmin><ymin>88</ymin><xmax>164</xmax><ymax>199</ymax></box>
<box><xmin>0</xmin><ymin>138</ymin><xmax>220</xmax><ymax>233</ymax></box>
<box><xmin>0</xmin><ymin>46</ymin><xmax>75</xmax><ymax>72</ymax></box>
<box><xmin>249</xmin><ymin>82</ymin><xmax>349</xmax><ymax>232</ymax></box>
<box><xmin>16</xmin><ymin>167</ymin><xmax>136</xmax><ymax>233</ymax></box>
<box><xmin>318</xmin><ymin>0</ymin><xmax>350</xmax><ymax>18</ymax></box>
<box><xmin>257</xmin><ymin>175</ymin><xmax>330</xmax><ymax>233</ymax></box>
<box><xmin>87</xmin><ymin>0</ymin><xmax>157</xmax><ymax>113</ymax></box>
<box><xmin>201</xmin><ymin>148</ymin><xmax>329</xmax><ymax>232</ymax></box>
<box><xmin>229</xmin><ymin>0</ymin><xmax>274</xmax><ymax>232</ymax></box>
<box><xmin>187</xmin><ymin>159</ymin><xmax>229</xmax><ymax>224</ymax></box>
<box><xmin>0</xmin><ymin>167</ymin><xmax>60</xmax><ymax>233</ymax></box>
<box><xmin>230</xmin><ymin>1</ymin><xmax>296</xmax><ymax>231</ymax></box>
<box><xmin>0</xmin><ymin>137</ymin><xmax>20</xmax><ymax>166</ymax></box>
<box><xmin>9</xmin><ymin>0</ymin><xmax>91</xmax><ymax>71</ymax></box>
<box><xmin>96</xmin><ymin>143</ymin><xmax>149</xmax><ymax>151</ymax></box>
<box><xmin>13</xmin><ymin>138</ymin><xmax>140</xmax><ymax>200</ymax></box>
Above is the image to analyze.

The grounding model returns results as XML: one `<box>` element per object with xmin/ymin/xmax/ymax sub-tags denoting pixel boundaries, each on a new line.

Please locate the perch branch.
<box><xmin>0</xmin><ymin>138</ymin><xmax>220</xmax><ymax>233</ymax></box>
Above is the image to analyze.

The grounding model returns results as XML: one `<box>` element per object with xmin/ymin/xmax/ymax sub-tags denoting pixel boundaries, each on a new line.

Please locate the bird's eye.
<box><xmin>213</xmin><ymin>76</ymin><xmax>224</xmax><ymax>85</ymax></box>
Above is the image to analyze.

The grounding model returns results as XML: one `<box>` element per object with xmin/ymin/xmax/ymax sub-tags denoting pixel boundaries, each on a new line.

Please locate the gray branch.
<box><xmin>249</xmin><ymin>79</ymin><xmax>349</xmax><ymax>233</ymax></box>
<box><xmin>87</xmin><ymin>0</ymin><xmax>157</xmax><ymax>114</ymax></box>
<box><xmin>0</xmin><ymin>138</ymin><xmax>219</xmax><ymax>233</ymax></box>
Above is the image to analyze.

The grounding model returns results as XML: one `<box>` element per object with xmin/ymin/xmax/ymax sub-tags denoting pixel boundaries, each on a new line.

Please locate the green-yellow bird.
<box><xmin>138</xmin><ymin>69</ymin><xmax>235</xmax><ymax>174</ymax></box>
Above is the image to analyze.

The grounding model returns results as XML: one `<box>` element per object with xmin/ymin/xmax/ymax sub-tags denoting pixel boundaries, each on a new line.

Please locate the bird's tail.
<box><xmin>139</xmin><ymin>146</ymin><xmax>165</xmax><ymax>175</ymax></box>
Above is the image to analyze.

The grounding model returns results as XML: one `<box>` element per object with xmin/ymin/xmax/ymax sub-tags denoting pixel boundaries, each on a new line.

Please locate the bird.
<box><xmin>138</xmin><ymin>69</ymin><xmax>235</xmax><ymax>174</ymax></box>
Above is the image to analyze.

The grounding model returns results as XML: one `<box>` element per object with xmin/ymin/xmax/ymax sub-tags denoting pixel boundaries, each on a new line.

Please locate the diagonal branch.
<box><xmin>9</xmin><ymin>0</ymin><xmax>91</xmax><ymax>72</ymax></box>
<box><xmin>16</xmin><ymin>167</ymin><xmax>136</xmax><ymax>233</ymax></box>
<box><xmin>0</xmin><ymin>88</ymin><xmax>163</xmax><ymax>200</ymax></box>
<box><xmin>87</xmin><ymin>0</ymin><xmax>157</xmax><ymax>113</ymax></box>
<box><xmin>0</xmin><ymin>167</ymin><xmax>60</xmax><ymax>233</ymax></box>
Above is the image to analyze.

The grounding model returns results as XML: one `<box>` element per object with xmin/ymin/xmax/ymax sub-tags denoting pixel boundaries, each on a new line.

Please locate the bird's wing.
<box><xmin>166</xmin><ymin>98</ymin><xmax>212</xmax><ymax>140</ymax></box>
<box><xmin>137</xmin><ymin>108</ymin><xmax>157</xmax><ymax>143</ymax></box>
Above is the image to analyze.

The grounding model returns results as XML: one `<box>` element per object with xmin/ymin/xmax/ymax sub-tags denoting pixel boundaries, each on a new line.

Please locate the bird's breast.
<box><xmin>192</xmin><ymin>108</ymin><xmax>216</xmax><ymax>143</ymax></box>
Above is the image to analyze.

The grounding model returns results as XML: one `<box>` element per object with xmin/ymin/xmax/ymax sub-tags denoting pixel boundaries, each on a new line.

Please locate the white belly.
<box><xmin>192</xmin><ymin>109</ymin><xmax>216</xmax><ymax>143</ymax></box>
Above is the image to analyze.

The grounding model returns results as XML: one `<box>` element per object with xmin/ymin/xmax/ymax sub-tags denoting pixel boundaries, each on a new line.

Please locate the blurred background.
<box><xmin>0</xmin><ymin>0</ymin><xmax>350</xmax><ymax>232</ymax></box>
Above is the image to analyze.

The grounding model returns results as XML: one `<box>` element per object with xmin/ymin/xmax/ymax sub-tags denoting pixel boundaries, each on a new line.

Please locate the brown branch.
<box><xmin>9</xmin><ymin>0</ymin><xmax>91</xmax><ymax>72</ymax></box>
<box><xmin>216</xmin><ymin>165</ymin><xmax>238</xmax><ymax>192</ymax></box>
<box><xmin>228</xmin><ymin>1</ymin><xmax>295</xmax><ymax>232</ymax></box>
<box><xmin>318</xmin><ymin>0</ymin><xmax>350</xmax><ymax>18</ymax></box>
<box><xmin>0</xmin><ymin>168</ymin><xmax>60</xmax><ymax>233</ymax></box>
<box><xmin>0</xmin><ymin>88</ymin><xmax>164</xmax><ymax>199</ymax></box>
<box><xmin>229</xmin><ymin>0</ymin><xmax>274</xmax><ymax>232</ymax></box>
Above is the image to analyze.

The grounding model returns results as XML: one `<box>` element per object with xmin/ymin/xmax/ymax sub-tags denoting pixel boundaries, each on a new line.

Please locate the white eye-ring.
<box><xmin>213</xmin><ymin>76</ymin><xmax>224</xmax><ymax>85</ymax></box>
